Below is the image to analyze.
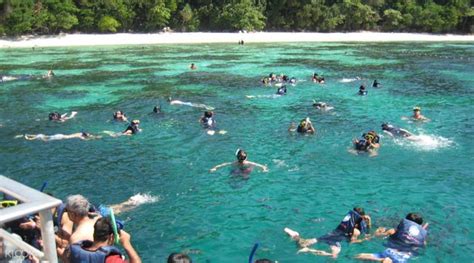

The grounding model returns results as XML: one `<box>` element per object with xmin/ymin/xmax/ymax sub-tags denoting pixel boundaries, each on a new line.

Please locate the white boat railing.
<box><xmin>0</xmin><ymin>175</ymin><xmax>62</xmax><ymax>263</ymax></box>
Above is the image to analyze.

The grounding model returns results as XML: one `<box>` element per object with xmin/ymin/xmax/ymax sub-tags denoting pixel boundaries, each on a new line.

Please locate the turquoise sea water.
<box><xmin>0</xmin><ymin>42</ymin><xmax>473</xmax><ymax>262</ymax></box>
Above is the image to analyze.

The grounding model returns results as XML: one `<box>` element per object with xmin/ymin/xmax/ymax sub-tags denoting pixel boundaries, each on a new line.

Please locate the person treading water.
<box><xmin>209</xmin><ymin>149</ymin><xmax>269</xmax><ymax>177</ymax></box>
<box><xmin>168</xmin><ymin>97</ymin><xmax>214</xmax><ymax>110</ymax></box>
<box><xmin>352</xmin><ymin>131</ymin><xmax>380</xmax><ymax>156</ymax></box>
<box><xmin>199</xmin><ymin>111</ymin><xmax>226</xmax><ymax>135</ymax></box>
<box><xmin>289</xmin><ymin>117</ymin><xmax>316</xmax><ymax>134</ymax></box>
<box><xmin>24</xmin><ymin>132</ymin><xmax>101</xmax><ymax>141</ymax></box>
<box><xmin>113</xmin><ymin>111</ymin><xmax>128</xmax><ymax>122</ymax></box>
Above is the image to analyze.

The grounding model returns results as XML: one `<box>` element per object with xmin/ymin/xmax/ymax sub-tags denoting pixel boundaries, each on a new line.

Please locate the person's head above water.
<box><xmin>381</xmin><ymin>123</ymin><xmax>390</xmax><ymax>130</ymax></box>
<box><xmin>153</xmin><ymin>105</ymin><xmax>161</xmax><ymax>113</ymax></box>
<box><xmin>81</xmin><ymin>132</ymin><xmax>91</xmax><ymax>138</ymax></box>
<box><xmin>49</xmin><ymin>112</ymin><xmax>61</xmax><ymax>121</ymax></box>
<box><xmin>113</xmin><ymin>110</ymin><xmax>126</xmax><ymax>120</ymax></box>
<box><xmin>359</xmin><ymin>85</ymin><xmax>366</xmax><ymax>90</ymax></box>
<box><xmin>235</xmin><ymin>148</ymin><xmax>247</xmax><ymax>163</ymax></box>
<box><xmin>406</xmin><ymin>213</ymin><xmax>423</xmax><ymax>225</ymax></box>
<box><xmin>131</xmin><ymin>119</ymin><xmax>140</xmax><ymax>126</ymax></box>
<box><xmin>204</xmin><ymin>111</ymin><xmax>213</xmax><ymax>118</ymax></box>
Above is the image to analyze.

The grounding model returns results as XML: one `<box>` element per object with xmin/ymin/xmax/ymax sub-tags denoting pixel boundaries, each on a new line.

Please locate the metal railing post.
<box><xmin>39</xmin><ymin>209</ymin><xmax>58</xmax><ymax>263</ymax></box>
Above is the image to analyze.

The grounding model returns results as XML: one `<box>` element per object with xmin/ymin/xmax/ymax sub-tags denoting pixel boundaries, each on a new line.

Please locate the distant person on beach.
<box><xmin>358</xmin><ymin>85</ymin><xmax>368</xmax><ymax>95</ymax></box>
<box><xmin>49</xmin><ymin>111</ymin><xmax>77</xmax><ymax>122</ymax></box>
<box><xmin>24</xmin><ymin>132</ymin><xmax>100</xmax><ymax>141</ymax></box>
<box><xmin>352</xmin><ymin>131</ymin><xmax>380</xmax><ymax>156</ymax></box>
<box><xmin>168</xmin><ymin>97</ymin><xmax>214</xmax><ymax>110</ymax></box>
<box><xmin>289</xmin><ymin>117</ymin><xmax>315</xmax><ymax>134</ymax></box>
<box><xmin>210</xmin><ymin>149</ymin><xmax>269</xmax><ymax>176</ymax></box>
<box><xmin>167</xmin><ymin>252</ymin><xmax>192</xmax><ymax>263</ymax></box>
<box><xmin>113</xmin><ymin>111</ymin><xmax>128</xmax><ymax>122</ymax></box>
<box><xmin>68</xmin><ymin>217</ymin><xmax>142</xmax><ymax>263</ymax></box>
<box><xmin>190</xmin><ymin>63</ymin><xmax>197</xmax><ymax>70</ymax></box>
<box><xmin>355</xmin><ymin>213</ymin><xmax>428</xmax><ymax>263</ymax></box>
<box><xmin>285</xmin><ymin>207</ymin><xmax>372</xmax><ymax>259</ymax></box>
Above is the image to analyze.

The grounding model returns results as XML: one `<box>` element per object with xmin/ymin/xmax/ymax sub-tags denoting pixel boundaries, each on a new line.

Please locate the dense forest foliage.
<box><xmin>0</xmin><ymin>0</ymin><xmax>472</xmax><ymax>36</ymax></box>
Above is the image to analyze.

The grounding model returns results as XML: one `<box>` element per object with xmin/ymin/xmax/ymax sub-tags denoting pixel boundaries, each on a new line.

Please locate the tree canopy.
<box><xmin>0</xmin><ymin>0</ymin><xmax>471</xmax><ymax>36</ymax></box>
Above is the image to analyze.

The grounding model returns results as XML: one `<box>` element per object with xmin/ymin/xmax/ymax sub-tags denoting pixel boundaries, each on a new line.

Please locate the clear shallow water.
<box><xmin>1</xmin><ymin>42</ymin><xmax>473</xmax><ymax>262</ymax></box>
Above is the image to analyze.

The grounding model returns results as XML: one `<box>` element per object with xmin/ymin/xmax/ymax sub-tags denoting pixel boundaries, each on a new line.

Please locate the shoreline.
<box><xmin>1</xmin><ymin>32</ymin><xmax>473</xmax><ymax>48</ymax></box>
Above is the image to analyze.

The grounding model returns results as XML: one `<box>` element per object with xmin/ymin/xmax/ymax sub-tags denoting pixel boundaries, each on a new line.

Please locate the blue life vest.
<box><xmin>388</xmin><ymin>219</ymin><xmax>427</xmax><ymax>251</ymax></box>
<box><xmin>355</xmin><ymin>139</ymin><xmax>368</xmax><ymax>151</ymax></box>
<box><xmin>336</xmin><ymin>210</ymin><xmax>367</xmax><ymax>236</ymax></box>
<box><xmin>69</xmin><ymin>241</ymin><xmax>122</xmax><ymax>263</ymax></box>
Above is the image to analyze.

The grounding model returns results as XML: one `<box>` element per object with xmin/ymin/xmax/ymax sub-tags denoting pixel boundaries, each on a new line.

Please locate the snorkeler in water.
<box><xmin>313</xmin><ymin>100</ymin><xmax>333</xmax><ymax>111</ymax></box>
<box><xmin>113</xmin><ymin>111</ymin><xmax>128</xmax><ymax>122</ymax></box>
<box><xmin>358</xmin><ymin>85</ymin><xmax>368</xmax><ymax>96</ymax></box>
<box><xmin>168</xmin><ymin>97</ymin><xmax>214</xmax><ymax>110</ymax></box>
<box><xmin>381</xmin><ymin>123</ymin><xmax>413</xmax><ymax>138</ymax></box>
<box><xmin>276</xmin><ymin>85</ymin><xmax>287</xmax><ymax>95</ymax></box>
<box><xmin>24</xmin><ymin>132</ymin><xmax>100</xmax><ymax>141</ymax></box>
<box><xmin>352</xmin><ymin>131</ymin><xmax>380</xmax><ymax>156</ymax></box>
<box><xmin>289</xmin><ymin>117</ymin><xmax>315</xmax><ymax>134</ymax></box>
<box><xmin>209</xmin><ymin>149</ymin><xmax>269</xmax><ymax>174</ymax></box>
<box><xmin>355</xmin><ymin>213</ymin><xmax>428</xmax><ymax>263</ymax></box>
<box><xmin>48</xmin><ymin>111</ymin><xmax>77</xmax><ymax>122</ymax></box>
<box><xmin>104</xmin><ymin>119</ymin><xmax>141</xmax><ymax>137</ymax></box>
<box><xmin>285</xmin><ymin>207</ymin><xmax>372</xmax><ymax>259</ymax></box>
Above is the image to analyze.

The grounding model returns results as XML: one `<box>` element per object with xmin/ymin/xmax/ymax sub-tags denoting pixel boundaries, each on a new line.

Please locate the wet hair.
<box><xmin>49</xmin><ymin>112</ymin><xmax>60</xmax><ymax>120</ymax></box>
<box><xmin>93</xmin><ymin>217</ymin><xmax>114</xmax><ymax>242</ymax></box>
<box><xmin>359</xmin><ymin>85</ymin><xmax>366</xmax><ymax>90</ymax></box>
<box><xmin>153</xmin><ymin>106</ymin><xmax>161</xmax><ymax>113</ymax></box>
<box><xmin>113</xmin><ymin>111</ymin><xmax>121</xmax><ymax>119</ymax></box>
<box><xmin>353</xmin><ymin>207</ymin><xmax>366</xmax><ymax>216</ymax></box>
<box><xmin>81</xmin><ymin>132</ymin><xmax>90</xmax><ymax>137</ymax></box>
<box><xmin>255</xmin><ymin>259</ymin><xmax>273</xmax><ymax>263</ymax></box>
<box><xmin>204</xmin><ymin>111</ymin><xmax>213</xmax><ymax>118</ymax></box>
<box><xmin>167</xmin><ymin>253</ymin><xmax>192</xmax><ymax>263</ymax></box>
<box><xmin>66</xmin><ymin>194</ymin><xmax>90</xmax><ymax>218</ymax></box>
<box><xmin>406</xmin><ymin>213</ymin><xmax>423</xmax><ymax>225</ymax></box>
<box><xmin>236</xmin><ymin>149</ymin><xmax>247</xmax><ymax>162</ymax></box>
<box><xmin>381</xmin><ymin>123</ymin><xmax>389</xmax><ymax>130</ymax></box>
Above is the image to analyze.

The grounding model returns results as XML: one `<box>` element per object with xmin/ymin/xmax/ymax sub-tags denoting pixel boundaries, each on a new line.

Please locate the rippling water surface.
<box><xmin>1</xmin><ymin>42</ymin><xmax>473</xmax><ymax>262</ymax></box>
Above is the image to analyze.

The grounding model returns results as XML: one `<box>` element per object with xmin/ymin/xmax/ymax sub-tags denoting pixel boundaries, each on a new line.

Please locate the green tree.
<box><xmin>382</xmin><ymin>8</ymin><xmax>403</xmax><ymax>30</ymax></box>
<box><xmin>175</xmin><ymin>3</ymin><xmax>199</xmax><ymax>31</ymax></box>
<box><xmin>220</xmin><ymin>0</ymin><xmax>266</xmax><ymax>31</ymax></box>
<box><xmin>98</xmin><ymin>15</ymin><xmax>120</xmax><ymax>32</ymax></box>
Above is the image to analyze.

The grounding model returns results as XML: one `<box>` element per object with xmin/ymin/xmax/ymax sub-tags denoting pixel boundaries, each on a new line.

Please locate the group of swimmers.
<box><xmin>261</xmin><ymin>73</ymin><xmax>297</xmax><ymax>85</ymax></box>
<box><xmin>284</xmin><ymin>208</ymin><xmax>428</xmax><ymax>263</ymax></box>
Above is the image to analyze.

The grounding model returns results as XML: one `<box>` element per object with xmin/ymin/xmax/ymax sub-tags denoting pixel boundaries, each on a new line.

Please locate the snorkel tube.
<box><xmin>109</xmin><ymin>208</ymin><xmax>120</xmax><ymax>245</ymax></box>
<box><xmin>248</xmin><ymin>243</ymin><xmax>259</xmax><ymax>263</ymax></box>
<box><xmin>40</xmin><ymin>182</ymin><xmax>48</xmax><ymax>192</ymax></box>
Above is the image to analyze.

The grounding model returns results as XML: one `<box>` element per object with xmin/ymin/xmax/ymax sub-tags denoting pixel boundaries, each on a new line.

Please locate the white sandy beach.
<box><xmin>0</xmin><ymin>32</ymin><xmax>473</xmax><ymax>48</ymax></box>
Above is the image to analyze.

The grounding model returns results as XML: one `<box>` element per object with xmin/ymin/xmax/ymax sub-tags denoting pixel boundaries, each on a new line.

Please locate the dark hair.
<box><xmin>236</xmin><ymin>149</ymin><xmax>247</xmax><ymax>161</ymax></box>
<box><xmin>153</xmin><ymin>106</ymin><xmax>161</xmax><ymax>113</ymax></box>
<box><xmin>167</xmin><ymin>253</ymin><xmax>192</xmax><ymax>263</ymax></box>
<box><xmin>359</xmin><ymin>85</ymin><xmax>366</xmax><ymax>89</ymax></box>
<box><xmin>255</xmin><ymin>259</ymin><xmax>273</xmax><ymax>263</ymax></box>
<box><xmin>93</xmin><ymin>217</ymin><xmax>114</xmax><ymax>242</ymax></box>
<box><xmin>406</xmin><ymin>213</ymin><xmax>423</xmax><ymax>225</ymax></box>
<box><xmin>204</xmin><ymin>111</ymin><xmax>213</xmax><ymax>118</ymax></box>
<box><xmin>353</xmin><ymin>207</ymin><xmax>365</xmax><ymax>216</ymax></box>
<box><xmin>49</xmin><ymin>112</ymin><xmax>60</xmax><ymax>120</ymax></box>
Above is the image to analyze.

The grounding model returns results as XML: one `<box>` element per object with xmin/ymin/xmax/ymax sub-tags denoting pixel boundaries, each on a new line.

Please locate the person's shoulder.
<box><xmin>105</xmin><ymin>254</ymin><xmax>126</xmax><ymax>263</ymax></box>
